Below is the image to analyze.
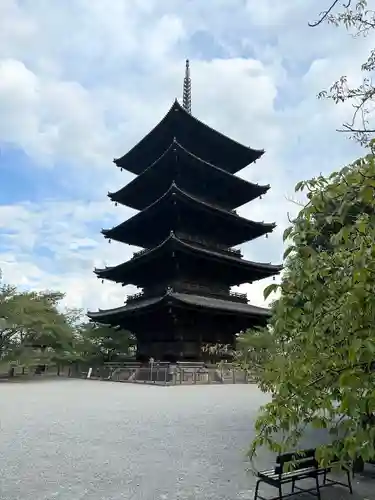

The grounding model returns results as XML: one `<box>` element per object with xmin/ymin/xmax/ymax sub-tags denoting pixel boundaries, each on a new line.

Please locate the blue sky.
<box><xmin>0</xmin><ymin>0</ymin><xmax>370</xmax><ymax>312</ymax></box>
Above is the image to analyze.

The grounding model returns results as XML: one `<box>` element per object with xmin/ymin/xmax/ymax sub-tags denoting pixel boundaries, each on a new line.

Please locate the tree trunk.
<box><xmin>353</xmin><ymin>456</ymin><xmax>364</xmax><ymax>473</ymax></box>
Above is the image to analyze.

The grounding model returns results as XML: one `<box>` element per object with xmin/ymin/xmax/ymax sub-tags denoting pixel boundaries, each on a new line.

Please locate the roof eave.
<box><xmin>102</xmin><ymin>186</ymin><xmax>277</xmax><ymax>247</ymax></box>
<box><xmin>113</xmin><ymin>102</ymin><xmax>176</xmax><ymax>170</ymax></box>
<box><xmin>94</xmin><ymin>235</ymin><xmax>282</xmax><ymax>285</ymax></box>
<box><xmin>86</xmin><ymin>291</ymin><xmax>273</xmax><ymax>322</ymax></box>
<box><xmin>113</xmin><ymin>100</ymin><xmax>265</xmax><ymax>174</ymax></box>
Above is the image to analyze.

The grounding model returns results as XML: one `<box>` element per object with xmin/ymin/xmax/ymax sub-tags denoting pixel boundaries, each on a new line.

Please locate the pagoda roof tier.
<box><xmin>87</xmin><ymin>291</ymin><xmax>271</xmax><ymax>326</ymax></box>
<box><xmin>113</xmin><ymin>100</ymin><xmax>264</xmax><ymax>175</ymax></box>
<box><xmin>109</xmin><ymin>140</ymin><xmax>269</xmax><ymax>211</ymax></box>
<box><xmin>95</xmin><ymin>233</ymin><xmax>282</xmax><ymax>287</ymax></box>
<box><xmin>102</xmin><ymin>184</ymin><xmax>276</xmax><ymax>248</ymax></box>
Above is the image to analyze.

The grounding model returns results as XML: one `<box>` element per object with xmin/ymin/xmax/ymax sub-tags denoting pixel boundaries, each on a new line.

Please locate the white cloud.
<box><xmin>0</xmin><ymin>200</ymin><xmax>138</xmax><ymax>311</ymax></box>
<box><xmin>245</xmin><ymin>0</ymin><xmax>297</xmax><ymax>26</ymax></box>
<box><xmin>0</xmin><ymin>0</ymin><xmax>371</xmax><ymax>315</ymax></box>
<box><xmin>0</xmin><ymin>58</ymin><xmax>112</xmax><ymax>166</ymax></box>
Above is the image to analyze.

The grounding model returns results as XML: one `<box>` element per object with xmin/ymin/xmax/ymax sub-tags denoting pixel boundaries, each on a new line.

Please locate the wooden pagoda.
<box><xmin>87</xmin><ymin>61</ymin><xmax>282</xmax><ymax>362</ymax></box>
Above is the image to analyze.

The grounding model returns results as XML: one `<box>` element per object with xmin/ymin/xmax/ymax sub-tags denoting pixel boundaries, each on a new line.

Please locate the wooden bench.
<box><xmin>252</xmin><ymin>448</ymin><xmax>353</xmax><ymax>500</ymax></box>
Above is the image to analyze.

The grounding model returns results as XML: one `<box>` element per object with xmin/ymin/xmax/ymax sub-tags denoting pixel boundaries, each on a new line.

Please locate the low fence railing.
<box><xmin>1</xmin><ymin>361</ymin><xmax>256</xmax><ymax>386</ymax></box>
<box><xmin>76</xmin><ymin>362</ymin><xmax>256</xmax><ymax>386</ymax></box>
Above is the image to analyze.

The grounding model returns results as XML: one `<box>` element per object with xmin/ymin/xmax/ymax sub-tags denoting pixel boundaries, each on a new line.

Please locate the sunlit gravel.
<box><xmin>1</xmin><ymin>379</ymin><xmax>367</xmax><ymax>500</ymax></box>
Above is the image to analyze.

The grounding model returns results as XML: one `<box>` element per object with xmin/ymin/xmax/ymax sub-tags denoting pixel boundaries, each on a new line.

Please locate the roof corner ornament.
<box><xmin>183</xmin><ymin>59</ymin><xmax>192</xmax><ymax>115</ymax></box>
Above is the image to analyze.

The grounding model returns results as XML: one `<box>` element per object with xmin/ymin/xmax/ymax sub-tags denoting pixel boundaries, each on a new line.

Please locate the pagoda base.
<box><xmin>88</xmin><ymin>291</ymin><xmax>271</xmax><ymax>364</ymax></box>
<box><xmin>136</xmin><ymin>340</ymin><xmax>203</xmax><ymax>362</ymax></box>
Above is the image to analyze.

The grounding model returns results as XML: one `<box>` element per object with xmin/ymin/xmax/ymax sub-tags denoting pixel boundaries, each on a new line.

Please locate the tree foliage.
<box><xmin>75</xmin><ymin>322</ymin><xmax>135</xmax><ymax>364</ymax></box>
<box><xmin>0</xmin><ymin>272</ymin><xmax>134</xmax><ymax>374</ymax></box>
<box><xmin>310</xmin><ymin>0</ymin><xmax>375</xmax><ymax>145</ymax></box>
<box><xmin>0</xmin><ymin>277</ymin><xmax>75</xmax><ymax>370</ymax></box>
<box><xmin>251</xmin><ymin>148</ymin><xmax>375</xmax><ymax>465</ymax></box>
<box><xmin>235</xmin><ymin>327</ymin><xmax>279</xmax><ymax>384</ymax></box>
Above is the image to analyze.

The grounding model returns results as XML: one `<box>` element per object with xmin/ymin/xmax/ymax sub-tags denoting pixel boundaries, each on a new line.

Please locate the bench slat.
<box><xmin>259</xmin><ymin>465</ymin><xmax>317</xmax><ymax>481</ymax></box>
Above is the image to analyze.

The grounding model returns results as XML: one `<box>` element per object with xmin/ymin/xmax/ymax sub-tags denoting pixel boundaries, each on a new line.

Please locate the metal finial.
<box><xmin>183</xmin><ymin>59</ymin><xmax>191</xmax><ymax>114</ymax></box>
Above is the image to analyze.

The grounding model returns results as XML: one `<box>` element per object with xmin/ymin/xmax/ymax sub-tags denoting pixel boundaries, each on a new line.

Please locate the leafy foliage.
<box><xmin>235</xmin><ymin>328</ymin><xmax>279</xmax><ymax>384</ymax></box>
<box><xmin>75</xmin><ymin>322</ymin><xmax>135</xmax><ymax>364</ymax></box>
<box><xmin>251</xmin><ymin>149</ymin><xmax>375</xmax><ymax>465</ymax></box>
<box><xmin>0</xmin><ymin>278</ymin><xmax>75</xmax><ymax>369</ymax></box>
<box><xmin>201</xmin><ymin>342</ymin><xmax>234</xmax><ymax>362</ymax></box>
<box><xmin>0</xmin><ymin>272</ymin><xmax>134</xmax><ymax>374</ymax></box>
<box><xmin>310</xmin><ymin>0</ymin><xmax>375</xmax><ymax>145</ymax></box>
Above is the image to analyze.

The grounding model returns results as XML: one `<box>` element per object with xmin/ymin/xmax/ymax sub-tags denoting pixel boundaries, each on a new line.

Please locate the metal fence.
<box><xmin>81</xmin><ymin>362</ymin><xmax>255</xmax><ymax>386</ymax></box>
<box><xmin>1</xmin><ymin>361</ymin><xmax>256</xmax><ymax>385</ymax></box>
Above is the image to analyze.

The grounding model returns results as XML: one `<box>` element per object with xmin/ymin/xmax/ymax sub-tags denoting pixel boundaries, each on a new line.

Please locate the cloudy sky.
<box><xmin>0</xmin><ymin>0</ymin><xmax>370</xmax><ymax>314</ymax></box>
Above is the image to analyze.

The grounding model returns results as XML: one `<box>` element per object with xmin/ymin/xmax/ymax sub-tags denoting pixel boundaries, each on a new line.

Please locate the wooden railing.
<box><xmin>130</xmin><ymin>239</ymin><xmax>242</xmax><ymax>263</ymax></box>
<box><xmin>173</xmin><ymin>282</ymin><xmax>248</xmax><ymax>303</ymax></box>
<box><xmin>126</xmin><ymin>285</ymin><xmax>248</xmax><ymax>304</ymax></box>
<box><xmin>127</xmin><ymin>292</ymin><xmax>144</xmax><ymax>303</ymax></box>
<box><xmin>132</xmin><ymin>248</ymin><xmax>149</xmax><ymax>259</ymax></box>
<box><xmin>230</xmin><ymin>291</ymin><xmax>248</xmax><ymax>302</ymax></box>
<box><xmin>177</xmin><ymin>233</ymin><xmax>242</xmax><ymax>257</ymax></box>
<box><xmin>132</xmin><ymin>244</ymin><xmax>242</xmax><ymax>260</ymax></box>
<box><xmin>226</xmin><ymin>247</ymin><xmax>242</xmax><ymax>257</ymax></box>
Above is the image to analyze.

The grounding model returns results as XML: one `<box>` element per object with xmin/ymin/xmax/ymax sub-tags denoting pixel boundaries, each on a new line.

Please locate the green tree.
<box><xmin>235</xmin><ymin>327</ymin><xmax>279</xmax><ymax>384</ymax></box>
<box><xmin>0</xmin><ymin>272</ymin><xmax>136</xmax><ymax>376</ymax></box>
<box><xmin>310</xmin><ymin>0</ymin><xmax>375</xmax><ymax>145</ymax></box>
<box><xmin>0</xmin><ymin>273</ymin><xmax>75</xmax><ymax>374</ymax></box>
<box><xmin>251</xmin><ymin>149</ymin><xmax>375</xmax><ymax>466</ymax></box>
<box><xmin>75</xmin><ymin>322</ymin><xmax>135</xmax><ymax>365</ymax></box>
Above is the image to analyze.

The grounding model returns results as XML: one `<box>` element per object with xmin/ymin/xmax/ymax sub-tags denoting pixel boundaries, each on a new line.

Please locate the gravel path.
<box><xmin>0</xmin><ymin>380</ymin><xmax>373</xmax><ymax>500</ymax></box>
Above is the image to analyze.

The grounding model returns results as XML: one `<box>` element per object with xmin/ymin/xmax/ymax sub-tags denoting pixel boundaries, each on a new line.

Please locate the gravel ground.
<box><xmin>0</xmin><ymin>379</ymin><xmax>374</xmax><ymax>500</ymax></box>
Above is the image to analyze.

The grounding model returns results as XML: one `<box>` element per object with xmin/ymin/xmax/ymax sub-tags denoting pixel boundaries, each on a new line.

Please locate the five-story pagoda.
<box><xmin>88</xmin><ymin>61</ymin><xmax>282</xmax><ymax>362</ymax></box>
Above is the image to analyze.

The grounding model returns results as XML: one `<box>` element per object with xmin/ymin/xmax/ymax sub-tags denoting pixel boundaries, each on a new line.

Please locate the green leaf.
<box><xmin>361</xmin><ymin>186</ymin><xmax>374</xmax><ymax>204</ymax></box>
<box><xmin>263</xmin><ymin>284</ymin><xmax>279</xmax><ymax>300</ymax></box>
<box><xmin>283</xmin><ymin>227</ymin><xmax>293</xmax><ymax>241</ymax></box>
<box><xmin>294</xmin><ymin>181</ymin><xmax>305</xmax><ymax>192</ymax></box>
<box><xmin>357</xmin><ymin>220</ymin><xmax>367</xmax><ymax>233</ymax></box>
<box><xmin>311</xmin><ymin>417</ymin><xmax>327</xmax><ymax>429</ymax></box>
<box><xmin>364</xmin><ymin>339</ymin><xmax>375</xmax><ymax>354</ymax></box>
<box><xmin>283</xmin><ymin>246</ymin><xmax>295</xmax><ymax>259</ymax></box>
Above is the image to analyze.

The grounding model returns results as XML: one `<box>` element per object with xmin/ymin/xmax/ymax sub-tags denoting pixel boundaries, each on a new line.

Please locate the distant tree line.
<box><xmin>0</xmin><ymin>270</ymin><xmax>134</xmax><ymax>377</ymax></box>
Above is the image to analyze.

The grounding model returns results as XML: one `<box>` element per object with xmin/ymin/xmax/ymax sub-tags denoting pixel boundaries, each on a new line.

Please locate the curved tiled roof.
<box><xmin>113</xmin><ymin>100</ymin><xmax>264</xmax><ymax>175</ymax></box>
<box><xmin>95</xmin><ymin>232</ymin><xmax>282</xmax><ymax>286</ymax></box>
<box><xmin>102</xmin><ymin>183</ymin><xmax>275</xmax><ymax>247</ymax></box>
<box><xmin>109</xmin><ymin>139</ymin><xmax>269</xmax><ymax>211</ymax></box>
<box><xmin>87</xmin><ymin>291</ymin><xmax>271</xmax><ymax>323</ymax></box>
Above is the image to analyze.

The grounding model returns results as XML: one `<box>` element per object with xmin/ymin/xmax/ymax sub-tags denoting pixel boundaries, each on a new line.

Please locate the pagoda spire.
<box><xmin>183</xmin><ymin>59</ymin><xmax>192</xmax><ymax>114</ymax></box>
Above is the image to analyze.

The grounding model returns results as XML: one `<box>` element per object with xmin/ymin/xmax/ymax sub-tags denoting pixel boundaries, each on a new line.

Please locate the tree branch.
<box><xmin>308</xmin><ymin>0</ymin><xmax>351</xmax><ymax>27</ymax></box>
